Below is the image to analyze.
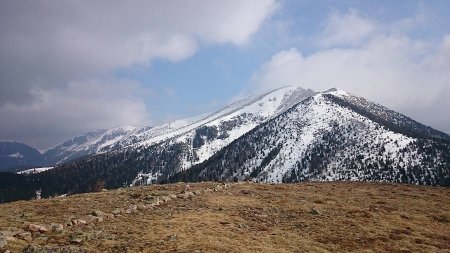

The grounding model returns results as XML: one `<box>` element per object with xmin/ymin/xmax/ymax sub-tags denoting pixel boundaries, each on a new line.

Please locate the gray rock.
<box><xmin>125</xmin><ymin>205</ymin><xmax>138</xmax><ymax>214</ymax></box>
<box><xmin>169</xmin><ymin>234</ymin><xmax>177</xmax><ymax>241</ymax></box>
<box><xmin>92</xmin><ymin>210</ymin><xmax>113</xmax><ymax>219</ymax></box>
<box><xmin>84</xmin><ymin>215</ymin><xmax>103</xmax><ymax>224</ymax></box>
<box><xmin>18</xmin><ymin>232</ymin><xmax>33</xmax><ymax>242</ymax></box>
<box><xmin>71</xmin><ymin>219</ymin><xmax>87</xmax><ymax>226</ymax></box>
<box><xmin>0</xmin><ymin>238</ymin><xmax>7</xmax><ymax>249</ymax></box>
<box><xmin>137</xmin><ymin>204</ymin><xmax>148</xmax><ymax>211</ymax></box>
<box><xmin>176</xmin><ymin>193</ymin><xmax>188</xmax><ymax>200</ymax></box>
<box><xmin>160</xmin><ymin>196</ymin><xmax>171</xmax><ymax>203</ymax></box>
<box><xmin>0</xmin><ymin>227</ymin><xmax>24</xmax><ymax>237</ymax></box>
<box><xmin>50</xmin><ymin>223</ymin><xmax>64</xmax><ymax>233</ymax></box>
<box><xmin>92</xmin><ymin>210</ymin><xmax>106</xmax><ymax>217</ymax></box>
<box><xmin>22</xmin><ymin>244</ymin><xmax>87</xmax><ymax>253</ymax></box>
<box><xmin>70</xmin><ymin>237</ymin><xmax>83</xmax><ymax>244</ymax></box>
<box><xmin>308</xmin><ymin>207</ymin><xmax>320</xmax><ymax>215</ymax></box>
<box><xmin>27</xmin><ymin>224</ymin><xmax>49</xmax><ymax>233</ymax></box>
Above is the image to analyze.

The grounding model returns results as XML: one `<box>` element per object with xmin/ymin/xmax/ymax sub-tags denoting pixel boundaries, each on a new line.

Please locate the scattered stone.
<box><xmin>151</xmin><ymin>198</ymin><xmax>161</xmax><ymax>205</ymax></box>
<box><xmin>1</xmin><ymin>227</ymin><xmax>24</xmax><ymax>237</ymax></box>
<box><xmin>70</xmin><ymin>237</ymin><xmax>83</xmax><ymax>244</ymax></box>
<box><xmin>125</xmin><ymin>205</ymin><xmax>138</xmax><ymax>214</ymax></box>
<box><xmin>308</xmin><ymin>207</ymin><xmax>320</xmax><ymax>215</ymax></box>
<box><xmin>0</xmin><ymin>238</ymin><xmax>7</xmax><ymax>249</ymax></box>
<box><xmin>20</xmin><ymin>212</ymin><xmax>33</xmax><ymax>219</ymax></box>
<box><xmin>176</xmin><ymin>193</ymin><xmax>188</xmax><ymax>200</ymax></box>
<box><xmin>22</xmin><ymin>244</ymin><xmax>87</xmax><ymax>253</ymax></box>
<box><xmin>169</xmin><ymin>234</ymin><xmax>177</xmax><ymax>241</ymax></box>
<box><xmin>27</xmin><ymin>224</ymin><xmax>49</xmax><ymax>233</ymax></box>
<box><xmin>73</xmin><ymin>219</ymin><xmax>87</xmax><ymax>226</ymax></box>
<box><xmin>160</xmin><ymin>196</ymin><xmax>171</xmax><ymax>203</ymax></box>
<box><xmin>92</xmin><ymin>210</ymin><xmax>113</xmax><ymax>219</ymax></box>
<box><xmin>237</xmin><ymin>224</ymin><xmax>247</xmax><ymax>229</ymax></box>
<box><xmin>66</xmin><ymin>216</ymin><xmax>76</xmax><ymax>227</ymax></box>
<box><xmin>92</xmin><ymin>210</ymin><xmax>106</xmax><ymax>217</ymax></box>
<box><xmin>168</xmin><ymin>194</ymin><xmax>177</xmax><ymax>199</ymax></box>
<box><xmin>137</xmin><ymin>204</ymin><xmax>148</xmax><ymax>211</ymax></box>
<box><xmin>26</xmin><ymin>224</ymin><xmax>40</xmax><ymax>232</ymax></box>
<box><xmin>4</xmin><ymin>236</ymin><xmax>15</xmax><ymax>242</ymax></box>
<box><xmin>51</xmin><ymin>223</ymin><xmax>64</xmax><ymax>233</ymax></box>
<box><xmin>18</xmin><ymin>232</ymin><xmax>32</xmax><ymax>242</ymax></box>
<box><xmin>85</xmin><ymin>215</ymin><xmax>103</xmax><ymax>224</ymax></box>
<box><xmin>38</xmin><ymin>226</ymin><xmax>49</xmax><ymax>233</ymax></box>
<box><xmin>186</xmin><ymin>192</ymin><xmax>195</xmax><ymax>198</ymax></box>
<box><xmin>4</xmin><ymin>250</ymin><xmax>11</xmax><ymax>253</ymax></box>
<box><xmin>400</xmin><ymin>214</ymin><xmax>411</xmax><ymax>220</ymax></box>
<box><xmin>184</xmin><ymin>184</ymin><xmax>190</xmax><ymax>192</ymax></box>
<box><xmin>112</xmin><ymin>209</ymin><xmax>122</xmax><ymax>216</ymax></box>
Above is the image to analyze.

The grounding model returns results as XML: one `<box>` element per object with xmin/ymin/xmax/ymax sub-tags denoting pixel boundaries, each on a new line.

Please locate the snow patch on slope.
<box><xmin>18</xmin><ymin>167</ymin><xmax>54</xmax><ymax>174</ymax></box>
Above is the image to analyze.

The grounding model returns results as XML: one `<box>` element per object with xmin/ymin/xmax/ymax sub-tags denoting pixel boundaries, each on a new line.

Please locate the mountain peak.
<box><xmin>323</xmin><ymin>87</ymin><xmax>338</xmax><ymax>92</ymax></box>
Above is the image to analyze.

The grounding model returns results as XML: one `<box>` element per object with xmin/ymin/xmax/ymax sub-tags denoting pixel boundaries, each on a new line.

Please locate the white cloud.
<box><xmin>319</xmin><ymin>8</ymin><xmax>377</xmax><ymax>47</ymax></box>
<box><xmin>0</xmin><ymin>0</ymin><xmax>277</xmax><ymax>147</ymax></box>
<box><xmin>252</xmin><ymin>29</ymin><xmax>450</xmax><ymax>133</ymax></box>
<box><xmin>0</xmin><ymin>0</ymin><xmax>277</xmax><ymax>103</ymax></box>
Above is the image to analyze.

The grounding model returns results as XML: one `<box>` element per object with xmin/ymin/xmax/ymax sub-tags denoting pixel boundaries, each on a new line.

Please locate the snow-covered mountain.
<box><xmin>43</xmin><ymin>126</ymin><xmax>138</xmax><ymax>165</ymax></box>
<box><xmin>170</xmin><ymin>89</ymin><xmax>450</xmax><ymax>186</ymax></box>
<box><xmin>0</xmin><ymin>141</ymin><xmax>45</xmax><ymax>172</ymax></box>
<box><xmin>3</xmin><ymin>86</ymin><xmax>449</xmax><ymax>202</ymax></box>
<box><xmin>102</xmin><ymin>86</ymin><xmax>316</xmax><ymax>153</ymax></box>
<box><xmin>40</xmin><ymin>86</ymin><xmax>316</xmax><ymax>167</ymax></box>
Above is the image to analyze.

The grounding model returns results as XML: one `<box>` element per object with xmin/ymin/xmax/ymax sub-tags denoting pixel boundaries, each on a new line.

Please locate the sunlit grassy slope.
<box><xmin>0</xmin><ymin>182</ymin><xmax>449</xmax><ymax>252</ymax></box>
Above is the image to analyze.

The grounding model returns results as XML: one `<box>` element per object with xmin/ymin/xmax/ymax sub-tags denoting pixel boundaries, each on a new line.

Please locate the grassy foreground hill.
<box><xmin>0</xmin><ymin>182</ymin><xmax>449</xmax><ymax>252</ymax></box>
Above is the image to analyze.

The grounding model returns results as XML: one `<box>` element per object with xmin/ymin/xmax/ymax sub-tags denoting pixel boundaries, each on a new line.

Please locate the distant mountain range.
<box><xmin>0</xmin><ymin>142</ymin><xmax>45</xmax><ymax>172</ymax></box>
<box><xmin>1</xmin><ymin>86</ymin><xmax>449</xmax><ymax>203</ymax></box>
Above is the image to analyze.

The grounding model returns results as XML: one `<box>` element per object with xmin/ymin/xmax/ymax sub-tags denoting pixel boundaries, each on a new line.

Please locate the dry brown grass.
<box><xmin>1</xmin><ymin>182</ymin><xmax>449</xmax><ymax>252</ymax></box>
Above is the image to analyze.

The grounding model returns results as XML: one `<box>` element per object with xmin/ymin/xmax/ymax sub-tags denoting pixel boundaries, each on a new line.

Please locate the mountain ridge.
<box><xmin>1</xmin><ymin>86</ymin><xmax>449</xmax><ymax>203</ymax></box>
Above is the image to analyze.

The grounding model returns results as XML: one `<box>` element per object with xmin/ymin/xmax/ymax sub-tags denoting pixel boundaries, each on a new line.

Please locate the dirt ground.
<box><xmin>0</xmin><ymin>181</ymin><xmax>449</xmax><ymax>252</ymax></box>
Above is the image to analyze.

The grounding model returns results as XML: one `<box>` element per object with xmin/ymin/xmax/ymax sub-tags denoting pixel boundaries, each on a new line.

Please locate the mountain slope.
<box><xmin>0</xmin><ymin>141</ymin><xmax>45</xmax><ymax>172</ymax></box>
<box><xmin>43</xmin><ymin>126</ymin><xmax>138</xmax><ymax>165</ymax></box>
<box><xmin>169</xmin><ymin>90</ymin><xmax>450</xmax><ymax>186</ymax></box>
<box><xmin>40</xmin><ymin>87</ymin><xmax>316</xmax><ymax>168</ymax></box>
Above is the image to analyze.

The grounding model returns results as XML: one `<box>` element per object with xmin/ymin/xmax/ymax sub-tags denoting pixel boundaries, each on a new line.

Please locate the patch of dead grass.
<box><xmin>0</xmin><ymin>182</ymin><xmax>449</xmax><ymax>252</ymax></box>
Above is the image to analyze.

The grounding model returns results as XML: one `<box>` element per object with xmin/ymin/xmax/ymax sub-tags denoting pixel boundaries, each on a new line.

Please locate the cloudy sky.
<box><xmin>1</xmin><ymin>0</ymin><xmax>449</xmax><ymax>149</ymax></box>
